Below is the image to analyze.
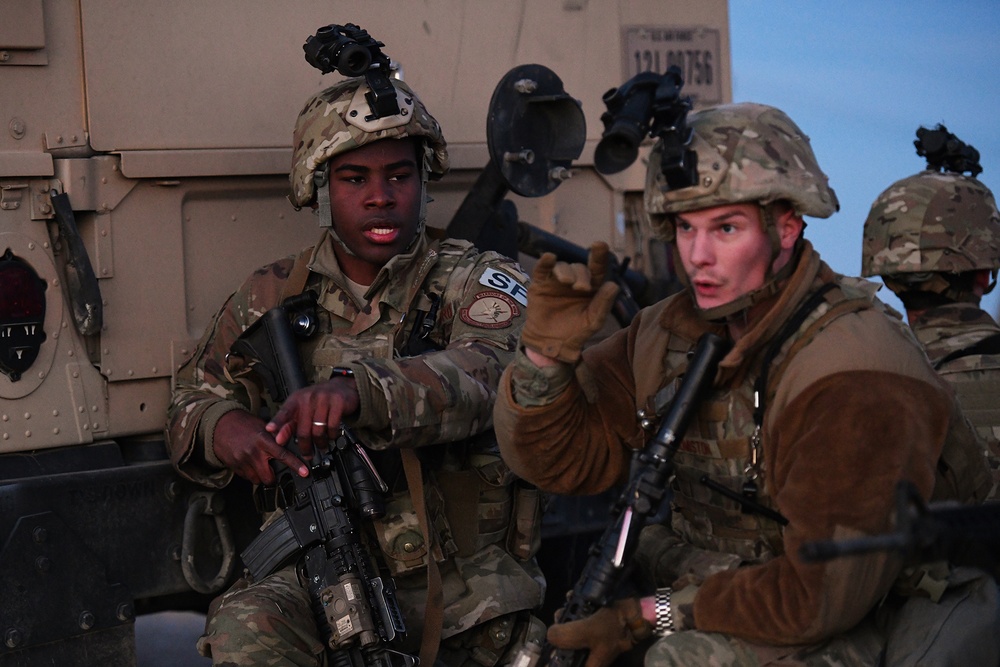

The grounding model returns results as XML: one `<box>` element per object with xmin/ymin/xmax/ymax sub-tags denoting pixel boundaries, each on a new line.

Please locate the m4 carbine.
<box><xmin>230</xmin><ymin>292</ymin><xmax>417</xmax><ymax>667</ymax></box>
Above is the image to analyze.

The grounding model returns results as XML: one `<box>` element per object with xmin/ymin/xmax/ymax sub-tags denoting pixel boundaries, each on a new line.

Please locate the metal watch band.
<box><xmin>654</xmin><ymin>588</ymin><xmax>674</xmax><ymax>637</ymax></box>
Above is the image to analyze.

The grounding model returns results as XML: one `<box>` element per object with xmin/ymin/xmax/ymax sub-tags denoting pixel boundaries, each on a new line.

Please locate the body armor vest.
<box><xmin>932</xmin><ymin>327</ymin><xmax>1000</xmax><ymax>446</ymax></box>
<box><xmin>654</xmin><ymin>280</ymin><xmax>873</xmax><ymax>565</ymax></box>
<box><xmin>935</xmin><ymin>352</ymin><xmax>1000</xmax><ymax>500</ymax></box>
<box><xmin>938</xmin><ymin>352</ymin><xmax>1000</xmax><ymax>439</ymax></box>
<box><xmin>915</xmin><ymin>308</ymin><xmax>1000</xmax><ymax>500</ymax></box>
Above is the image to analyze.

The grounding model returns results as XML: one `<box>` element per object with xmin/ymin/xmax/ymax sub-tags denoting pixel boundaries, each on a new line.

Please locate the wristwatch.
<box><xmin>654</xmin><ymin>588</ymin><xmax>675</xmax><ymax>637</ymax></box>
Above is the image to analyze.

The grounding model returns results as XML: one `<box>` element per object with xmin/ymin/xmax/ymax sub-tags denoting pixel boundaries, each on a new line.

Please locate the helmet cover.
<box><xmin>644</xmin><ymin>102</ymin><xmax>838</xmax><ymax>239</ymax></box>
<box><xmin>861</xmin><ymin>169</ymin><xmax>1000</xmax><ymax>278</ymax></box>
<box><xmin>289</xmin><ymin>77</ymin><xmax>448</xmax><ymax>208</ymax></box>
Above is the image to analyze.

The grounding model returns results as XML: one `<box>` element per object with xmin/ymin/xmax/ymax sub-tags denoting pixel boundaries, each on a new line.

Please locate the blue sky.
<box><xmin>728</xmin><ymin>1</ymin><xmax>1000</xmax><ymax>318</ymax></box>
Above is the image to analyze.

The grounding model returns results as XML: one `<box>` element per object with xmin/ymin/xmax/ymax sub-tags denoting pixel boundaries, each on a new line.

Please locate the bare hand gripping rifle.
<box><xmin>229</xmin><ymin>292</ymin><xmax>417</xmax><ymax>667</ymax></box>
<box><xmin>537</xmin><ymin>332</ymin><xmax>730</xmax><ymax>667</ymax></box>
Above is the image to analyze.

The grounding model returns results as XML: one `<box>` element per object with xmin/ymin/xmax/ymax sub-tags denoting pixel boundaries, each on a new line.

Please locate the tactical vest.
<box><xmin>934</xmin><ymin>333</ymin><xmax>1000</xmax><ymax>440</ymax></box>
<box><xmin>646</xmin><ymin>276</ymin><xmax>987</xmax><ymax>572</ymax></box>
<box><xmin>934</xmin><ymin>344</ymin><xmax>1000</xmax><ymax>500</ymax></box>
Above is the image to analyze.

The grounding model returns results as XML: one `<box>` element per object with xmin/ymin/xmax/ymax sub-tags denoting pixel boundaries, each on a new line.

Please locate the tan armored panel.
<box><xmin>0</xmin><ymin>0</ymin><xmax>730</xmax><ymax>449</ymax></box>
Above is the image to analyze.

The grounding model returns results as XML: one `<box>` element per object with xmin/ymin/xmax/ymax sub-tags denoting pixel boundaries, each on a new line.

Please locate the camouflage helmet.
<box><xmin>860</xmin><ymin>169</ymin><xmax>1000</xmax><ymax>278</ymax></box>
<box><xmin>644</xmin><ymin>102</ymin><xmax>838</xmax><ymax>238</ymax></box>
<box><xmin>289</xmin><ymin>76</ymin><xmax>449</xmax><ymax>208</ymax></box>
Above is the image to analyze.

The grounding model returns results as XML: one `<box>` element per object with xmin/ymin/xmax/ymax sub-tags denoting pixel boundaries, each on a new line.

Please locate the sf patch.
<box><xmin>460</xmin><ymin>291</ymin><xmax>521</xmax><ymax>329</ymax></box>
<box><xmin>479</xmin><ymin>268</ymin><xmax>528</xmax><ymax>306</ymax></box>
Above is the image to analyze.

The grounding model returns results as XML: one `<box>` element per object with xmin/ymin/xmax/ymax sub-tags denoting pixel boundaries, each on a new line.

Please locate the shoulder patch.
<box><xmin>479</xmin><ymin>268</ymin><xmax>528</xmax><ymax>306</ymax></box>
<box><xmin>460</xmin><ymin>291</ymin><xmax>521</xmax><ymax>329</ymax></box>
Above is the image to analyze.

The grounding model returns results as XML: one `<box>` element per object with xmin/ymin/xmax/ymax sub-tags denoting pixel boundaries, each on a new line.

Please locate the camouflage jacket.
<box><xmin>911</xmin><ymin>302</ymin><xmax>1000</xmax><ymax>496</ymax></box>
<box><xmin>167</xmin><ymin>229</ymin><xmax>543</xmax><ymax>642</ymax></box>
<box><xmin>496</xmin><ymin>241</ymin><xmax>986</xmax><ymax>646</ymax></box>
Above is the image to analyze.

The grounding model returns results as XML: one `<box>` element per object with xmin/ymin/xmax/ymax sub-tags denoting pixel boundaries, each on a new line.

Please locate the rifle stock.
<box><xmin>538</xmin><ymin>333</ymin><xmax>729</xmax><ymax>667</ymax></box>
<box><xmin>800</xmin><ymin>481</ymin><xmax>1000</xmax><ymax>569</ymax></box>
<box><xmin>229</xmin><ymin>294</ymin><xmax>417</xmax><ymax>667</ymax></box>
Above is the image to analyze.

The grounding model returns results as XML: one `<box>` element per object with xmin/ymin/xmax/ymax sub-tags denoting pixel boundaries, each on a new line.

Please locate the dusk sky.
<box><xmin>728</xmin><ymin>1</ymin><xmax>1000</xmax><ymax>318</ymax></box>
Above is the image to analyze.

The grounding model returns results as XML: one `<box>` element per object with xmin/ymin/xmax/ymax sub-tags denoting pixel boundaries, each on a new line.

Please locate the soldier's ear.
<box><xmin>775</xmin><ymin>208</ymin><xmax>804</xmax><ymax>251</ymax></box>
<box><xmin>975</xmin><ymin>269</ymin><xmax>994</xmax><ymax>296</ymax></box>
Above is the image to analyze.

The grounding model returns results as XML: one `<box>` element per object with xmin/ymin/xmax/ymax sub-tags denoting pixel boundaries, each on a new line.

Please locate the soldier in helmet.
<box><xmin>493</xmin><ymin>103</ymin><xmax>994</xmax><ymax>665</ymax></box>
<box><xmin>167</xmin><ymin>76</ymin><xmax>545</xmax><ymax>665</ymax></box>
<box><xmin>861</xmin><ymin>125</ymin><xmax>1000</xmax><ymax>498</ymax></box>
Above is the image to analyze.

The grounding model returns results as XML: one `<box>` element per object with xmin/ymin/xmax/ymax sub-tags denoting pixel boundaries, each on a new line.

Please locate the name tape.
<box><xmin>479</xmin><ymin>268</ymin><xmax>528</xmax><ymax>306</ymax></box>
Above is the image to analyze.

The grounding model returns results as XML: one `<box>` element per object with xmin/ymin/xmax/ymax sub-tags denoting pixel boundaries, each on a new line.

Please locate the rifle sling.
<box><xmin>401</xmin><ymin>448</ymin><xmax>444</xmax><ymax>666</ymax></box>
<box><xmin>751</xmin><ymin>283</ymin><xmax>837</xmax><ymax>430</ymax></box>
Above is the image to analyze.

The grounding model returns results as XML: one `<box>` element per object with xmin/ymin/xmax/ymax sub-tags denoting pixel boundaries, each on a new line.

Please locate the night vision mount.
<box><xmin>594</xmin><ymin>65</ymin><xmax>698</xmax><ymax>190</ymax></box>
<box><xmin>914</xmin><ymin>124</ymin><xmax>982</xmax><ymax>178</ymax></box>
<box><xmin>303</xmin><ymin>23</ymin><xmax>401</xmax><ymax>120</ymax></box>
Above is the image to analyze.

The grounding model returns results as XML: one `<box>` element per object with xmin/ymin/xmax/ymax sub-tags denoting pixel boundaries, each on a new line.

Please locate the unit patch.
<box><xmin>460</xmin><ymin>291</ymin><xmax>521</xmax><ymax>329</ymax></box>
<box><xmin>479</xmin><ymin>268</ymin><xmax>528</xmax><ymax>306</ymax></box>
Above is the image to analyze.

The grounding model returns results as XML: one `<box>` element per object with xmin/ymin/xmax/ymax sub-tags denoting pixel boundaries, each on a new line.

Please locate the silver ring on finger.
<box><xmin>312</xmin><ymin>421</ymin><xmax>327</xmax><ymax>428</ymax></box>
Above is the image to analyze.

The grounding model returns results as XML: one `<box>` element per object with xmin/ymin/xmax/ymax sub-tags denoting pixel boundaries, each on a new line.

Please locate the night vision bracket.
<box><xmin>303</xmin><ymin>23</ymin><xmax>400</xmax><ymax>120</ymax></box>
<box><xmin>595</xmin><ymin>65</ymin><xmax>698</xmax><ymax>190</ymax></box>
<box><xmin>915</xmin><ymin>124</ymin><xmax>982</xmax><ymax>178</ymax></box>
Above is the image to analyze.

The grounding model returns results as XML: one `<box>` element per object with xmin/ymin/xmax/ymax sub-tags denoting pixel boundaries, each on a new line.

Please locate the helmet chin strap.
<box><xmin>314</xmin><ymin>163</ymin><xmax>333</xmax><ymax>229</ymax></box>
<box><xmin>313</xmin><ymin>163</ymin><xmax>359</xmax><ymax>259</ymax></box>
<box><xmin>677</xmin><ymin>203</ymin><xmax>797</xmax><ymax>324</ymax></box>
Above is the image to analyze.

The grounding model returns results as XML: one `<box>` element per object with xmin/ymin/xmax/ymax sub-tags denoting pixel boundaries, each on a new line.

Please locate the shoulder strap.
<box><xmin>934</xmin><ymin>332</ymin><xmax>1000</xmax><ymax>369</ymax></box>
<box><xmin>279</xmin><ymin>246</ymin><xmax>315</xmax><ymax>303</ymax></box>
<box><xmin>736</xmin><ymin>284</ymin><xmax>839</xmax><ymax>503</ymax></box>
<box><xmin>752</xmin><ymin>283</ymin><xmax>837</xmax><ymax>429</ymax></box>
<box><xmin>401</xmin><ymin>449</ymin><xmax>443</xmax><ymax>667</ymax></box>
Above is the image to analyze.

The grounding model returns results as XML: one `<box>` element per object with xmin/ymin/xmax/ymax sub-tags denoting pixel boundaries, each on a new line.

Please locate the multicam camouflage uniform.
<box><xmin>495</xmin><ymin>103</ymin><xmax>993</xmax><ymax>666</ymax></box>
<box><xmin>862</xmin><ymin>163</ymin><xmax>1000</xmax><ymax>499</ymax></box>
<box><xmin>168</xmin><ymin>231</ymin><xmax>545</xmax><ymax>666</ymax></box>
<box><xmin>166</xmin><ymin>76</ymin><xmax>545</xmax><ymax>666</ymax></box>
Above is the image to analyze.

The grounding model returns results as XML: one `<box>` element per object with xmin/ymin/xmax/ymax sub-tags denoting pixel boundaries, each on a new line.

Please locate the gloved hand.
<box><xmin>520</xmin><ymin>242</ymin><xmax>621</xmax><ymax>363</ymax></box>
<box><xmin>547</xmin><ymin>598</ymin><xmax>651</xmax><ymax>667</ymax></box>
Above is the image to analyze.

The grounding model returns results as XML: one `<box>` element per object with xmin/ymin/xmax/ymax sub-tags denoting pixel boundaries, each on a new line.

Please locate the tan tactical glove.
<box><xmin>520</xmin><ymin>242</ymin><xmax>621</xmax><ymax>363</ymax></box>
<box><xmin>547</xmin><ymin>597</ymin><xmax>651</xmax><ymax>667</ymax></box>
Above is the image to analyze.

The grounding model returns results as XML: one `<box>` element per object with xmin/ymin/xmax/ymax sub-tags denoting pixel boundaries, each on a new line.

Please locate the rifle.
<box><xmin>536</xmin><ymin>332</ymin><xmax>730</xmax><ymax>667</ymax></box>
<box><xmin>228</xmin><ymin>292</ymin><xmax>417</xmax><ymax>667</ymax></box>
<box><xmin>514</xmin><ymin>220</ymin><xmax>656</xmax><ymax>326</ymax></box>
<box><xmin>800</xmin><ymin>480</ymin><xmax>1000</xmax><ymax>571</ymax></box>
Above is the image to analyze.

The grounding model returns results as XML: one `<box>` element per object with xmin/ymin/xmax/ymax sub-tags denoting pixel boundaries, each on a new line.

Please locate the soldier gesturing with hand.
<box><xmin>495</xmin><ymin>102</ymin><xmax>994</xmax><ymax>666</ymax></box>
<box><xmin>520</xmin><ymin>242</ymin><xmax>620</xmax><ymax>367</ymax></box>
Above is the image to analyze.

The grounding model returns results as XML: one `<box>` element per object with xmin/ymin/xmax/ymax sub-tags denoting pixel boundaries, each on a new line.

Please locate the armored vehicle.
<box><xmin>0</xmin><ymin>1</ymin><xmax>731</xmax><ymax>664</ymax></box>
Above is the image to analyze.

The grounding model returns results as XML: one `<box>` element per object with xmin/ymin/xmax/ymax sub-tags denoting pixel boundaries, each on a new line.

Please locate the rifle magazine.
<box><xmin>241</xmin><ymin>511</ymin><xmax>304</xmax><ymax>580</ymax></box>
